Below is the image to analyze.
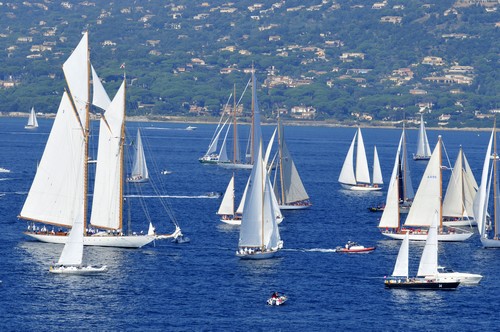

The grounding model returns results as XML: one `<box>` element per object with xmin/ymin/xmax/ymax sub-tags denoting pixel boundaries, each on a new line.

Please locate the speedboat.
<box><xmin>161</xmin><ymin>169</ymin><xmax>172</xmax><ymax>175</ymax></box>
<box><xmin>267</xmin><ymin>292</ymin><xmax>287</xmax><ymax>306</ymax></box>
<box><xmin>437</xmin><ymin>266</ymin><xmax>483</xmax><ymax>285</ymax></box>
<box><xmin>335</xmin><ymin>241</ymin><xmax>376</xmax><ymax>253</ymax></box>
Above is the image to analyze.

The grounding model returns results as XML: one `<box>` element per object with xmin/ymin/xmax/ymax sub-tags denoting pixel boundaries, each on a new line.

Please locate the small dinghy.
<box><xmin>334</xmin><ymin>241</ymin><xmax>376</xmax><ymax>253</ymax></box>
<box><xmin>267</xmin><ymin>292</ymin><xmax>287</xmax><ymax>306</ymax></box>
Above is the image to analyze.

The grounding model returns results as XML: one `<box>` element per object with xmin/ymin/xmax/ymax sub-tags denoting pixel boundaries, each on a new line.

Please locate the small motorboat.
<box><xmin>334</xmin><ymin>241</ymin><xmax>376</xmax><ymax>253</ymax></box>
<box><xmin>206</xmin><ymin>191</ymin><xmax>222</xmax><ymax>198</ymax></box>
<box><xmin>368</xmin><ymin>205</ymin><xmax>384</xmax><ymax>212</ymax></box>
<box><xmin>186</xmin><ymin>126</ymin><xmax>197</xmax><ymax>130</ymax></box>
<box><xmin>161</xmin><ymin>169</ymin><xmax>173</xmax><ymax>175</ymax></box>
<box><xmin>267</xmin><ymin>292</ymin><xmax>287</xmax><ymax>306</ymax></box>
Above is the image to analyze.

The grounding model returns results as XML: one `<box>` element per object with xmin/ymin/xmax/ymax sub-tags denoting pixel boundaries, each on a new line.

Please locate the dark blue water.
<box><xmin>0</xmin><ymin>117</ymin><xmax>498</xmax><ymax>331</ymax></box>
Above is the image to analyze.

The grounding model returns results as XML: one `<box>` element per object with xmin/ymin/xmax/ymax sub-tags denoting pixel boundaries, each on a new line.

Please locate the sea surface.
<box><xmin>0</xmin><ymin>117</ymin><xmax>498</xmax><ymax>331</ymax></box>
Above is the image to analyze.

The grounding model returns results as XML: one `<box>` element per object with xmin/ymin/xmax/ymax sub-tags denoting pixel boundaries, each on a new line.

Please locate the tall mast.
<box><xmin>438</xmin><ymin>135</ymin><xmax>443</xmax><ymax>231</ymax></box>
<box><xmin>494</xmin><ymin>120</ymin><xmax>498</xmax><ymax>239</ymax></box>
<box><xmin>260</xmin><ymin>142</ymin><xmax>265</xmax><ymax>251</ymax></box>
<box><xmin>402</xmin><ymin>124</ymin><xmax>407</xmax><ymax>201</ymax></box>
<box><xmin>83</xmin><ymin>32</ymin><xmax>91</xmax><ymax>233</ymax></box>
<box><xmin>119</xmin><ymin>74</ymin><xmax>126</xmax><ymax>231</ymax></box>
<box><xmin>460</xmin><ymin>146</ymin><xmax>465</xmax><ymax>217</ymax></box>
<box><xmin>251</xmin><ymin>65</ymin><xmax>255</xmax><ymax>165</ymax></box>
<box><xmin>233</xmin><ymin>84</ymin><xmax>237</xmax><ymax>164</ymax></box>
<box><xmin>277</xmin><ymin>115</ymin><xmax>285</xmax><ymax>205</ymax></box>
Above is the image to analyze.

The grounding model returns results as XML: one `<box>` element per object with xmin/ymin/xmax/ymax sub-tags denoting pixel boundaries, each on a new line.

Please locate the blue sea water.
<box><xmin>0</xmin><ymin>117</ymin><xmax>498</xmax><ymax>331</ymax></box>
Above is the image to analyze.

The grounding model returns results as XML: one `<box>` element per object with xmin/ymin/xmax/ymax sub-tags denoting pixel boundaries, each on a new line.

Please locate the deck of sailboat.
<box><xmin>25</xmin><ymin>231</ymin><xmax>155</xmax><ymax>248</ymax></box>
<box><xmin>381</xmin><ymin>230</ymin><xmax>473</xmax><ymax>242</ymax></box>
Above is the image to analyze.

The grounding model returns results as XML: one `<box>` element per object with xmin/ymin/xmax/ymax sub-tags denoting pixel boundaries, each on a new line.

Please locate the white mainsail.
<box><xmin>392</xmin><ymin>231</ymin><xmax>409</xmax><ymax>278</ymax></box>
<box><xmin>20</xmin><ymin>92</ymin><xmax>86</xmax><ymax>227</ymax></box>
<box><xmin>372</xmin><ymin>146</ymin><xmax>383</xmax><ymax>186</ymax></box>
<box><xmin>475</xmin><ymin>130</ymin><xmax>494</xmax><ymax>236</ymax></box>
<box><xmin>404</xmin><ymin>138</ymin><xmax>442</xmax><ymax>227</ymax></box>
<box><xmin>417</xmin><ymin>213</ymin><xmax>439</xmax><ymax>277</ymax></box>
<box><xmin>415</xmin><ymin>114</ymin><xmax>431</xmax><ymax>158</ymax></box>
<box><xmin>130</xmin><ymin>128</ymin><xmax>149</xmax><ymax>181</ymax></box>
<box><xmin>401</xmin><ymin>127</ymin><xmax>415</xmax><ymax>200</ymax></box>
<box><xmin>355</xmin><ymin>128</ymin><xmax>371</xmax><ymax>184</ymax></box>
<box><xmin>378</xmin><ymin>135</ymin><xmax>403</xmax><ymax>229</ymax></box>
<box><xmin>90</xmin><ymin>81</ymin><xmax>126</xmax><ymax>230</ymax></box>
<box><xmin>57</xmin><ymin>211</ymin><xmax>84</xmax><ymax>267</ymax></box>
<box><xmin>338</xmin><ymin>132</ymin><xmax>357</xmax><ymax>186</ymax></box>
<box><xmin>217</xmin><ymin>174</ymin><xmax>235</xmax><ymax>216</ymax></box>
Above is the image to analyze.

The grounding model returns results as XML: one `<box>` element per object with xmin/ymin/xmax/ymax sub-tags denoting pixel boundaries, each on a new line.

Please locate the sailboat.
<box><xmin>384</xmin><ymin>213</ymin><xmax>461</xmax><ymax>290</ymax></box>
<box><xmin>24</xmin><ymin>107</ymin><xmax>39</xmax><ymax>130</ymax></box>
<box><xmin>199</xmin><ymin>95</ymin><xmax>232</xmax><ymax>164</ymax></box>
<box><xmin>381</xmin><ymin>136</ymin><xmax>473</xmax><ymax>242</ymax></box>
<box><xmin>236</xmin><ymin>142</ymin><xmax>283</xmax><ymax>259</ymax></box>
<box><xmin>475</xmin><ymin>124</ymin><xmax>500</xmax><ymax>248</ymax></box>
<box><xmin>442</xmin><ymin>147</ymin><xmax>478</xmax><ymax>227</ymax></box>
<box><xmin>272</xmin><ymin>116</ymin><xmax>311</xmax><ymax>209</ymax></box>
<box><xmin>338</xmin><ymin>127</ymin><xmax>383</xmax><ymax>191</ymax></box>
<box><xmin>19</xmin><ymin>32</ymin><xmax>181</xmax><ymax>248</ymax></box>
<box><xmin>413</xmin><ymin>113</ymin><xmax>431</xmax><ymax>160</ymax></box>
<box><xmin>49</xmin><ymin>211</ymin><xmax>107</xmax><ymax>274</ymax></box>
<box><xmin>127</xmin><ymin>128</ymin><xmax>149</xmax><ymax>183</ymax></box>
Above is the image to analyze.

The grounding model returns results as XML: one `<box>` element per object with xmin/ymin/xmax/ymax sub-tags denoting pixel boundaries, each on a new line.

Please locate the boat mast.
<box><xmin>494</xmin><ymin>120</ymin><xmax>498</xmax><ymax>239</ymax></box>
<box><xmin>460</xmin><ymin>146</ymin><xmax>465</xmax><ymax>218</ymax></box>
<box><xmin>438</xmin><ymin>135</ymin><xmax>443</xmax><ymax>232</ymax></box>
<box><xmin>233</xmin><ymin>84</ymin><xmax>237</xmax><ymax>164</ymax></box>
<box><xmin>83</xmin><ymin>33</ymin><xmax>91</xmax><ymax>234</ymax></box>
<box><xmin>277</xmin><ymin>115</ymin><xmax>285</xmax><ymax>205</ymax></box>
<box><xmin>118</xmin><ymin>74</ymin><xmax>126</xmax><ymax>232</ymax></box>
<box><xmin>251</xmin><ymin>65</ymin><xmax>255</xmax><ymax>165</ymax></box>
<box><xmin>260</xmin><ymin>142</ymin><xmax>265</xmax><ymax>251</ymax></box>
<box><xmin>402</xmin><ymin>124</ymin><xmax>407</xmax><ymax>201</ymax></box>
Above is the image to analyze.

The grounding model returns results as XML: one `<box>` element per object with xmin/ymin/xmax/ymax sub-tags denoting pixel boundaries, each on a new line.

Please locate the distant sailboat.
<box><xmin>49</xmin><ymin>211</ymin><xmax>107</xmax><ymax>274</ymax></box>
<box><xmin>384</xmin><ymin>214</ymin><xmax>460</xmax><ymax>290</ymax></box>
<box><xmin>475</xmin><ymin>124</ymin><xmax>500</xmax><ymax>248</ymax></box>
<box><xmin>274</xmin><ymin>116</ymin><xmax>311</xmax><ymax>209</ymax></box>
<box><xmin>413</xmin><ymin>113</ymin><xmax>431</xmax><ymax>160</ymax></box>
<box><xmin>127</xmin><ymin>128</ymin><xmax>149</xmax><ymax>183</ymax></box>
<box><xmin>25</xmin><ymin>107</ymin><xmax>39</xmax><ymax>130</ymax></box>
<box><xmin>381</xmin><ymin>136</ymin><xmax>473</xmax><ymax>242</ymax></box>
<box><xmin>442</xmin><ymin>147</ymin><xmax>478</xmax><ymax>227</ymax></box>
<box><xmin>338</xmin><ymin>127</ymin><xmax>383</xmax><ymax>191</ymax></box>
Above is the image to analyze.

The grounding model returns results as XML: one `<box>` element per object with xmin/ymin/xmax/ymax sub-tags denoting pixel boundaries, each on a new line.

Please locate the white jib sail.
<box><xmin>131</xmin><ymin>129</ymin><xmax>149</xmax><ymax>180</ymax></box>
<box><xmin>264</xmin><ymin>127</ymin><xmax>277</xmax><ymax>166</ymax></box>
<box><xmin>217</xmin><ymin>175</ymin><xmax>235</xmax><ymax>216</ymax></box>
<box><xmin>338</xmin><ymin>132</ymin><xmax>357</xmax><ymax>185</ymax></box>
<box><xmin>27</xmin><ymin>107</ymin><xmax>38</xmax><ymax>127</ymax></box>
<box><xmin>356</xmin><ymin>128</ymin><xmax>371</xmax><ymax>184</ymax></box>
<box><xmin>57</xmin><ymin>210</ymin><xmax>84</xmax><ymax>266</ymax></box>
<box><xmin>417</xmin><ymin>213</ymin><xmax>439</xmax><ymax>277</ymax></box>
<box><xmin>474</xmin><ymin>129</ymin><xmax>494</xmax><ymax>236</ymax></box>
<box><xmin>404</xmin><ymin>139</ymin><xmax>442</xmax><ymax>227</ymax></box>
<box><xmin>20</xmin><ymin>92</ymin><xmax>86</xmax><ymax>227</ymax></box>
<box><xmin>63</xmin><ymin>32</ymin><xmax>90</xmax><ymax>123</ymax></box>
<box><xmin>372</xmin><ymin>146</ymin><xmax>383</xmax><ymax>185</ymax></box>
<box><xmin>463</xmin><ymin>152</ymin><xmax>478</xmax><ymax>219</ymax></box>
<box><xmin>91</xmin><ymin>65</ymin><xmax>111</xmax><ymax>111</ymax></box>
<box><xmin>378</xmin><ymin>135</ymin><xmax>403</xmax><ymax>229</ymax></box>
<box><xmin>392</xmin><ymin>231</ymin><xmax>409</xmax><ymax>278</ymax></box>
<box><xmin>90</xmin><ymin>81</ymin><xmax>126</xmax><ymax>230</ymax></box>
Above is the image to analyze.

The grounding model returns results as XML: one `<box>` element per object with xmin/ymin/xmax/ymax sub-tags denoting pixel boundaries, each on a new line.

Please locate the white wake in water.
<box><xmin>0</xmin><ymin>168</ymin><xmax>11</xmax><ymax>173</ymax></box>
<box><xmin>282</xmin><ymin>248</ymin><xmax>337</xmax><ymax>253</ymax></box>
<box><xmin>125</xmin><ymin>194</ymin><xmax>218</xmax><ymax>199</ymax></box>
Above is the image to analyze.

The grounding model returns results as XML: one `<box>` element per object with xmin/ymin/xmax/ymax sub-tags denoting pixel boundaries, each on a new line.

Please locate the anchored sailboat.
<box><xmin>381</xmin><ymin>136</ymin><xmax>473</xmax><ymax>242</ymax></box>
<box><xmin>25</xmin><ymin>107</ymin><xmax>39</xmax><ymax>130</ymax></box>
<box><xmin>338</xmin><ymin>127</ymin><xmax>383</xmax><ymax>191</ymax></box>
<box><xmin>19</xmin><ymin>32</ymin><xmax>181</xmax><ymax>248</ymax></box>
<box><xmin>442</xmin><ymin>147</ymin><xmax>478</xmax><ymax>227</ymax></box>
<box><xmin>413</xmin><ymin>113</ymin><xmax>431</xmax><ymax>160</ymax></box>
<box><xmin>127</xmin><ymin>128</ymin><xmax>149</xmax><ymax>183</ymax></box>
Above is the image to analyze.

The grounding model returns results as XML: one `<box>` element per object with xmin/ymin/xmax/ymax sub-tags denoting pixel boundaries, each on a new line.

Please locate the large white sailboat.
<box><xmin>338</xmin><ymin>127</ymin><xmax>383</xmax><ymax>191</ymax></box>
<box><xmin>19</xmin><ymin>32</ymin><xmax>181</xmax><ymax>248</ymax></box>
<box><xmin>381</xmin><ymin>136</ymin><xmax>473</xmax><ymax>242</ymax></box>
<box><xmin>25</xmin><ymin>107</ymin><xmax>39</xmax><ymax>130</ymax></box>
<box><xmin>413</xmin><ymin>113</ymin><xmax>431</xmax><ymax>160</ymax></box>
<box><xmin>273</xmin><ymin>116</ymin><xmax>311</xmax><ymax>209</ymax></box>
<box><xmin>384</xmin><ymin>214</ymin><xmax>461</xmax><ymax>290</ymax></box>
<box><xmin>442</xmin><ymin>147</ymin><xmax>478</xmax><ymax>227</ymax></box>
<box><xmin>127</xmin><ymin>128</ymin><xmax>149</xmax><ymax>183</ymax></box>
<box><xmin>475</xmin><ymin>125</ymin><xmax>500</xmax><ymax>248</ymax></box>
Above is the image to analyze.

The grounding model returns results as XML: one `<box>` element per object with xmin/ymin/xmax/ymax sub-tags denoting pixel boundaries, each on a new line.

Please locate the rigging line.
<box><xmin>208</xmin><ymin>94</ymin><xmax>232</xmax><ymax>148</ymax></box>
<box><xmin>441</xmin><ymin>141</ymin><xmax>452</xmax><ymax>169</ymax></box>
<box><xmin>236</xmin><ymin>78</ymin><xmax>251</xmax><ymax>107</ymax></box>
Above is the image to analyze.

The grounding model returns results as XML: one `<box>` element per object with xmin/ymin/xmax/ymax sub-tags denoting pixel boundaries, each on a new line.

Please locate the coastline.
<box><xmin>1</xmin><ymin>112</ymin><xmax>487</xmax><ymax>132</ymax></box>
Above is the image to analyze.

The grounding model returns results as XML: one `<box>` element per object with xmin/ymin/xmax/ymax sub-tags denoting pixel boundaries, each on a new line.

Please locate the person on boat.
<box><xmin>271</xmin><ymin>292</ymin><xmax>278</xmax><ymax>299</ymax></box>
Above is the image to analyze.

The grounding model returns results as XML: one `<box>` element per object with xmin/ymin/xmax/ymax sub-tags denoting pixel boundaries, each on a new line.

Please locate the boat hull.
<box><xmin>480</xmin><ymin>237</ymin><xmax>500</xmax><ymax>248</ymax></box>
<box><xmin>279</xmin><ymin>204</ymin><xmax>311</xmax><ymax>210</ymax></box>
<box><xmin>437</xmin><ymin>273</ymin><xmax>482</xmax><ymax>285</ymax></box>
<box><xmin>384</xmin><ymin>279</ymin><xmax>459</xmax><ymax>290</ymax></box>
<box><xmin>236</xmin><ymin>250</ymin><xmax>279</xmax><ymax>260</ymax></box>
<box><xmin>221</xmin><ymin>216</ymin><xmax>283</xmax><ymax>225</ymax></box>
<box><xmin>49</xmin><ymin>265</ymin><xmax>108</xmax><ymax>275</ymax></box>
<box><xmin>25</xmin><ymin>232</ymin><xmax>155</xmax><ymax>248</ymax></box>
<box><xmin>442</xmin><ymin>219</ymin><xmax>477</xmax><ymax>227</ymax></box>
<box><xmin>24</xmin><ymin>126</ymin><xmax>38</xmax><ymax>130</ymax></box>
<box><xmin>335</xmin><ymin>247</ymin><xmax>375</xmax><ymax>253</ymax></box>
<box><xmin>340</xmin><ymin>183</ymin><xmax>382</xmax><ymax>191</ymax></box>
<box><xmin>218</xmin><ymin>162</ymin><xmax>253</xmax><ymax>170</ymax></box>
<box><xmin>381</xmin><ymin>231</ymin><xmax>473</xmax><ymax>242</ymax></box>
<box><xmin>413</xmin><ymin>155</ymin><xmax>431</xmax><ymax>161</ymax></box>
